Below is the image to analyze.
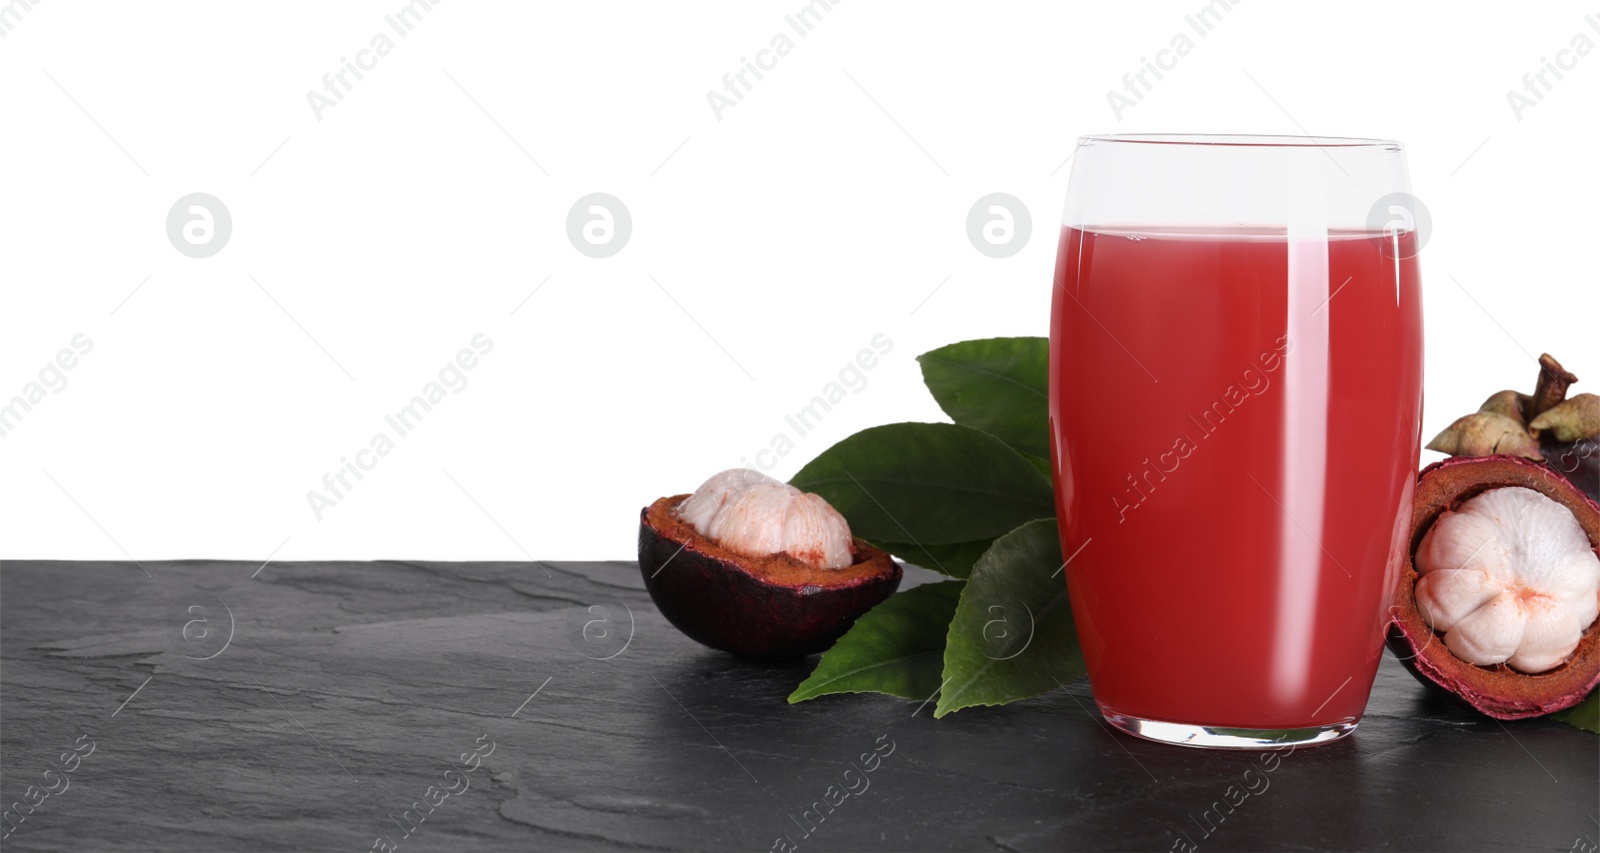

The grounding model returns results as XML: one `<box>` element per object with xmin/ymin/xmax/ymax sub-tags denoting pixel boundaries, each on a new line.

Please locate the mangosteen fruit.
<box><xmin>1388</xmin><ymin>455</ymin><xmax>1600</xmax><ymax>718</ymax></box>
<box><xmin>638</xmin><ymin>469</ymin><xmax>901</xmax><ymax>660</ymax></box>
<box><xmin>1532</xmin><ymin>392</ymin><xmax>1600</xmax><ymax>503</ymax></box>
<box><xmin>1427</xmin><ymin>353</ymin><xmax>1599</xmax><ymax>501</ymax></box>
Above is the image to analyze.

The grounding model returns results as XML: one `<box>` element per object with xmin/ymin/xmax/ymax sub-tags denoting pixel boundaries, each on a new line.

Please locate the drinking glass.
<box><xmin>1049</xmin><ymin>134</ymin><xmax>1424</xmax><ymax>748</ymax></box>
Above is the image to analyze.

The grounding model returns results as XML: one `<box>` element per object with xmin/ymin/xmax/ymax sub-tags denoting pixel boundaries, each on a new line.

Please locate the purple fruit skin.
<box><xmin>1544</xmin><ymin>435</ymin><xmax>1599</xmax><ymax>503</ymax></box>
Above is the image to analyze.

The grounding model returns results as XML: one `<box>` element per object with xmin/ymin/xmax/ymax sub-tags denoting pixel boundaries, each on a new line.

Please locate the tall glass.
<box><xmin>1049</xmin><ymin>134</ymin><xmax>1424</xmax><ymax>748</ymax></box>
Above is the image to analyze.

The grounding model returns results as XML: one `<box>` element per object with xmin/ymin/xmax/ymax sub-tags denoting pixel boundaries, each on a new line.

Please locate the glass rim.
<box><xmin>1078</xmin><ymin>133</ymin><xmax>1402</xmax><ymax>150</ymax></box>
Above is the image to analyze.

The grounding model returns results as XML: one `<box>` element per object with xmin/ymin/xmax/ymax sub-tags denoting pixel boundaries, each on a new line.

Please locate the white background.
<box><xmin>1</xmin><ymin>0</ymin><xmax>1595</xmax><ymax>562</ymax></box>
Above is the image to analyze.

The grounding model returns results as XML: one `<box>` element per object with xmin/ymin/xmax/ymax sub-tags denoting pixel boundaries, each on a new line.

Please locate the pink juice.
<box><xmin>1049</xmin><ymin>225</ymin><xmax>1423</xmax><ymax>729</ymax></box>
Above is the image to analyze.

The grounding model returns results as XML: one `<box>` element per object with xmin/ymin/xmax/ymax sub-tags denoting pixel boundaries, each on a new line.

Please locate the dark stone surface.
<box><xmin>1</xmin><ymin>559</ymin><xmax>1595</xmax><ymax>852</ymax></box>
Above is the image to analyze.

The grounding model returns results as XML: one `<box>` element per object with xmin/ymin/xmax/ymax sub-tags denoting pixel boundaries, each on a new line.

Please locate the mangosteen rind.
<box><xmin>639</xmin><ymin>497</ymin><xmax>901</xmax><ymax>660</ymax></box>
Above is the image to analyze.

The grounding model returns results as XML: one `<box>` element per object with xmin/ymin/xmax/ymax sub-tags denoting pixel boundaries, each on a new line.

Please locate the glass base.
<box><xmin>1101</xmin><ymin>709</ymin><xmax>1358</xmax><ymax>750</ymax></box>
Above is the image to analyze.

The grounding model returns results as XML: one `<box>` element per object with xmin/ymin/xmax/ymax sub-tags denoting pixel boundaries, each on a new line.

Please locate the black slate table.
<box><xmin>2</xmin><ymin>559</ymin><xmax>1595</xmax><ymax>852</ymax></box>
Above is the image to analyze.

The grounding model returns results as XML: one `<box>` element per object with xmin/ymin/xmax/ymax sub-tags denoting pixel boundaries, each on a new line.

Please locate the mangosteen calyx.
<box><xmin>1530</xmin><ymin>393</ymin><xmax>1600</xmax><ymax>444</ymax></box>
<box><xmin>1425</xmin><ymin>353</ymin><xmax>1598</xmax><ymax>501</ymax></box>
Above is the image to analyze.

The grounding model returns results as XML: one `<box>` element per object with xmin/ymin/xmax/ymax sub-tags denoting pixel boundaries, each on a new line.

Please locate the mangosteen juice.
<box><xmin>1049</xmin><ymin>135</ymin><xmax>1425</xmax><ymax>747</ymax></box>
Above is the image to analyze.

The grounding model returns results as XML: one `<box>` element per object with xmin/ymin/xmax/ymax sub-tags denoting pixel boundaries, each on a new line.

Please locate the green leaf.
<box><xmin>790</xmin><ymin>422</ymin><xmax>1054</xmax><ymax>545</ymax></box>
<box><xmin>871</xmin><ymin>538</ymin><xmax>994</xmax><ymax>580</ymax></box>
<box><xmin>918</xmin><ymin>337</ymin><xmax>1050</xmax><ymax>460</ymax></box>
<box><xmin>788</xmin><ymin>581</ymin><xmax>963</xmax><ymax>704</ymax></box>
<box><xmin>1020</xmin><ymin>451</ymin><xmax>1053</xmax><ymax>482</ymax></box>
<box><xmin>1552</xmin><ymin>687</ymin><xmax>1599</xmax><ymax>734</ymax></box>
<box><xmin>936</xmin><ymin>519</ymin><xmax>1085</xmax><ymax>717</ymax></box>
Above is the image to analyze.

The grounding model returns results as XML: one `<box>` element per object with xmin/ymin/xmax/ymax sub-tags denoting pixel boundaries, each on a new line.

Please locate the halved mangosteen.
<box><xmin>1388</xmin><ymin>455</ymin><xmax>1600</xmax><ymax>719</ymax></box>
<box><xmin>638</xmin><ymin>469</ymin><xmax>901</xmax><ymax>660</ymax></box>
